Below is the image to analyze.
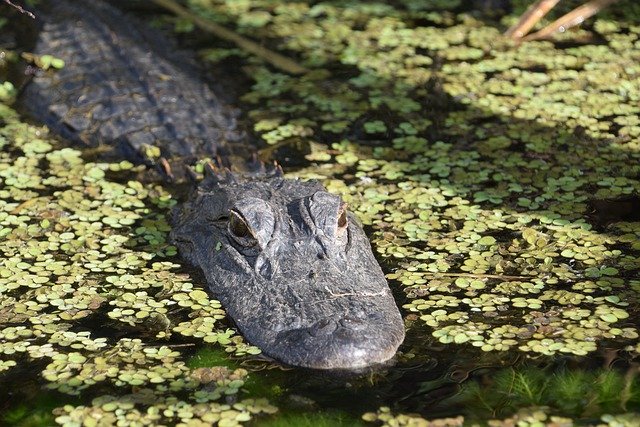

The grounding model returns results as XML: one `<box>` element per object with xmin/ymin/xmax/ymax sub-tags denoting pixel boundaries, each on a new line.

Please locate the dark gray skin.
<box><xmin>172</xmin><ymin>167</ymin><xmax>405</xmax><ymax>369</ymax></box>
<box><xmin>20</xmin><ymin>0</ymin><xmax>244</xmax><ymax>165</ymax></box>
<box><xmin>20</xmin><ymin>0</ymin><xmax>405</xmax><ymax>369</ymax></box>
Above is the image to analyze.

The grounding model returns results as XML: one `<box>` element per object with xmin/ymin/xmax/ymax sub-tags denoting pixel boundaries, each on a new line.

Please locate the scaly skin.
<box><xmin>20</xmin><ymin>0</ymin><xmax>405</xmax><ymax>369</ymax></box>
<box><xmin>21</xmin><ymin>0</ymin><xmax>243</xmax><ymax>164</ymax></box>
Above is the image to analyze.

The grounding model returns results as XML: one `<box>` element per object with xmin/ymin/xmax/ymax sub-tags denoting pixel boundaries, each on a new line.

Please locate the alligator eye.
<box><xmin>337</xmin><ymin>204</ymin><xmax>348</xmax><ymax>229</ymax></box>
<box><xmin>229</xmin><ymin>211</ymin><xmax>251</xmax><ymax>238</ymax></box>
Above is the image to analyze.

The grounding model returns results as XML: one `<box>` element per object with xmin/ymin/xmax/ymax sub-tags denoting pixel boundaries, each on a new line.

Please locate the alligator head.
<box><xmin>171</xmin><ymin>167</ymin><xmax>405</xmax><ymax>369</ymax></box>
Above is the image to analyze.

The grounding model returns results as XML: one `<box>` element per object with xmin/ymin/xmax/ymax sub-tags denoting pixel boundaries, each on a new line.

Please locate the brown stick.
<box><xmin>2</xmin><ymin>0</ymin><xmax>35</xmax><ymax>18</ymax></box>
<box><xmin>419</xmin><ymin>273</ymin><xmax>530</xmax><ymax>280</ymax></box>
<box><xmin>150</xmin><ymin>0</ymin><xmax>308</xmax><ymax>75</ymax></box>
<box><xmin>523</xmin><ymin>0</ymin><xmax>619</xmax><ymax>41</ymax></box>
<box><xmin>505</xmin><ymin>0</ymin><xmax>561</xmax><ymax>39</ymax></box>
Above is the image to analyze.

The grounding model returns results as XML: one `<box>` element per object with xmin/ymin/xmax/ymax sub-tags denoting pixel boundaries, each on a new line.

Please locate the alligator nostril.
<box><xmin>309</xmin><ymin>318</ymin><xmax>337</xmax><ymax>337</ymax></box>
<box><xmin>339</xmin><ymin>316</ymin><xmax>366</xmax><ymax>330</ymax></box>
<box><xmin>368</xmin><ymin>312</ymin><xmax>384</xmax><ymax>321</ymax></box>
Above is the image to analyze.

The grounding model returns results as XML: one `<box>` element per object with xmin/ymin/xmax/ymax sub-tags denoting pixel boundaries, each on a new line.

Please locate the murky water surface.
<box><xmin>1</xmin><ymin>0</ymin><xmax>639</xmax><ymax>425</ymax></box>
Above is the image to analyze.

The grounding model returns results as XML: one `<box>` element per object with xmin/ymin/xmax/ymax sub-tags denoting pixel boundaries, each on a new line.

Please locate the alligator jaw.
<box><xmin>171</xmin><ymin>174</ymin><xmax>405</xmax><ymax>370</ymax></box>
<box><xmin>266</xmin><ymin>287</ymin><xmax>405</xmax><ymax>369</ymax></box>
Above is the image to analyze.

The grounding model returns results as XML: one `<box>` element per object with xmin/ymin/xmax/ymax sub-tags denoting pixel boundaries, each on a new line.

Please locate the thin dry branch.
<box><xmin>3</xmin><ymin>0</ymin><xmax>35</xmax><ymax>18</ymax></box>
<box><xmin>505</xmin><ymin>0</ymin><xmax>560</xmax><ymax>38</ymax></box>
<box><xmin>150</xmin><ymin>0</ymin><xmax>308</xmax><ymax>75</ymax></box>
<box><xmin>523</xmin><ymin>0</ymin><xmax>619</xmax><ymax>41</ymax></box>
<box><xmin>421</xmin><ymin>273</ymin><xmax>531</xmax><ymax>281</ymax></box>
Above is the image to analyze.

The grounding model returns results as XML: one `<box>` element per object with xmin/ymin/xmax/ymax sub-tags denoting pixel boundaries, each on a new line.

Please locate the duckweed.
<box><xmin>3</xmin><ymin>0</ymin><xmax>640</xmax><ymax>424</ymax></box>
<box><xmin>188</xmin><ymin>0</ymin><xmax>640</xmax><ymax>358</ymax></box>
<box><xmin>0</xmin><ymin>104</ymin><xmax>268</xmax><ymax>423</ymax></box>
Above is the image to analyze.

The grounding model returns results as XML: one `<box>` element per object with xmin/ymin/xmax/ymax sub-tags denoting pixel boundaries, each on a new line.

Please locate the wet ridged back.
<box><xmin>21</xmin><ymin>0</ymin><xmax>245</xmax><ymax>163</ymax></box>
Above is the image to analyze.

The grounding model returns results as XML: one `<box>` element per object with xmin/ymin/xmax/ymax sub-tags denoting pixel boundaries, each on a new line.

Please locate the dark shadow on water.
<box><xmin>2</xmin><ymin>0</ymin><xmax>639</xmax><ymax>423</ymax></box>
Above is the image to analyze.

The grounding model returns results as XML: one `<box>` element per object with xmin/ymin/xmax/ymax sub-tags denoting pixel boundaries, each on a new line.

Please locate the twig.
<box><xmin>3</xmin><ymin>0</ymin><xmax>35</xmax><ymax>18</ymax></box>
<box><xmin>420</xmin><ymin>272</ymin><xmax>530</xmax><ymax>280</ymax></box>
<box><xmin>162</xmin><ymin>343</ymin><xmax>196</xmax><ymax>348</ymax></box>
<box><xmin>11</xmin><ymin>197</ymin><xmax>43</xmax><ymax>214</ymax></box>
<box><xmin>523</xmin><ymin>0</ymin><xmax>618</xmax><ymax>41</ymax></box>
<box><xmin>505</xmin><ymin>0</ymin><xmax>560</xmax><ymax>39</ymax></box>
<box><xmin>150</xmin><ymin>0</ymin><xmax>308</xmax><ymax>75</ymax></box>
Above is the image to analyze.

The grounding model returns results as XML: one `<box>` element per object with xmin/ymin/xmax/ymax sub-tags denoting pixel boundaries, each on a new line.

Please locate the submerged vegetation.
<box><xmin>456</xmin><ymin>365</ymin><xmax>640</xmax><ymax>421</ymax></box>
<box><xmin>363</xmin><ymin>362</ymin><xmax>640</xmax><ymax>426</ymax></box>
<box><xmin>1</xmin><ymin>0</ymin><xmax>640</xmax><ymax>425</ymax></box>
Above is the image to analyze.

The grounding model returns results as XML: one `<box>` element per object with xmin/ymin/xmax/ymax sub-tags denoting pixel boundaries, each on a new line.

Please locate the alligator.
<box><xmin>18</xmin><ymin>0</ymin><xmax>405</xmax><ymax>370</ymax></box>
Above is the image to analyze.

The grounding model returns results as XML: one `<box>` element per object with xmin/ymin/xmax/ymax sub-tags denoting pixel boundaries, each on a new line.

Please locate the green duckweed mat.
<box><xmin>1</xmin><ymin>0</ymin><xmax>640</xmax><ymax>425</ymax></box>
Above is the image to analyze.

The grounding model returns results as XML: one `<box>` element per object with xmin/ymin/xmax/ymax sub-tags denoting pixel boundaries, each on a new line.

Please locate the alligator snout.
<box><xmin>274</xmin><ymin>313</ymin><xmax>405</xmax><ymax>370</ymax></box>
<box><xmin>308</xmin><ymin>316</ymin><xmax>367</xmax><ymax>337</ymax></box>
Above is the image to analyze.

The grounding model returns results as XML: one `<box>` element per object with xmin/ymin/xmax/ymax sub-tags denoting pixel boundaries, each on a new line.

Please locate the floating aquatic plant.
<box><xmin>2</xmin><ymin>0</ymin><xmax>640</xmax><ymax>424</ymax></box>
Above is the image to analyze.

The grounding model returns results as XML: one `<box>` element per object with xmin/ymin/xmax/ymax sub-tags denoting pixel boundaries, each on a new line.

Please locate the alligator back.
<box><xmin>19</xmin><ymin>0</ymin><xmax>406</xmax><ymax>370</ymax></box>
<box><xmin>20</xmin><ymin>0</ymin><xmax>243</xmax><ymax>164</ymax></box>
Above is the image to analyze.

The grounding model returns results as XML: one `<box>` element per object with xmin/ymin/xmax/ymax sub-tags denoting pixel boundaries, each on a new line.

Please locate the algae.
<box><xmin>1</xmin><ymin>0</ymin><xmax>640</xmax><ymax>425</ymax></box>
